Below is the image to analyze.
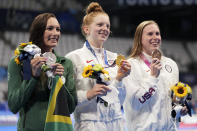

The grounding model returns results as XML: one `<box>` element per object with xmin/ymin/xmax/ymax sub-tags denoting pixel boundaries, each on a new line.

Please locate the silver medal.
<box><xmin>43</xmin><ymin>52</ymin><xmax>56</xmax><ymax>66</ymax></box>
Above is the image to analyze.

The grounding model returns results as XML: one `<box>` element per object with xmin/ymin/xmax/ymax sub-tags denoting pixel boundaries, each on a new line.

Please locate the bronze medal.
<box><xmin>152</xmin><ymin>49</ymin><xmax>161</xmax><ymax>60</ymax></box>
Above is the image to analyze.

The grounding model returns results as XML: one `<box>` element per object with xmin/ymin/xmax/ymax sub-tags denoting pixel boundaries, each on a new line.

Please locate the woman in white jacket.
<box><xmin>123</xmin><ymin>20</ymin><xmax>188</xmax><ymax>131</ymax></box>
<box><xmin>66</xmin><ymin>2</ymin><xmax>130</xmax><ymax>131</ymax></box>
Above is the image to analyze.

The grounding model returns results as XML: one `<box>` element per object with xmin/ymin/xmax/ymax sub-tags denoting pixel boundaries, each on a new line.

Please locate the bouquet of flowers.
<box><xmin>14</xmin><ymin>42</ymin><xmax>41</xmax><ymax>65</ymax></box>
<box><xmin>82</xmin><ymin>64</ymin><xmax>111</xmax><ymax>107</ymax></box>
<box><xmin>82</xmin><ymin>64</ymin><xmax>110</xmax><ymax>85</ymax></box>
<box><xmin>171</xmin><ymin>82</ymin><xmax>192</xmax><ymax>117</ymax></box>
<box><xmin>14</xmin><ymin>42</ymin><xmax>57</xmax><ymax>80</ymax></box>
<box><xmin>14</xmin><ymin>42</ymin><xmax>41</xmax><ymax>80</ymax></box>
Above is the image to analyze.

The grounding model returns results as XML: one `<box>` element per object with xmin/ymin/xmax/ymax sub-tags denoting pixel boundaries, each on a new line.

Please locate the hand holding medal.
<box><xmin>150</xmin><ymin>49</ymin><xmax>162</xmax><ymax>78</ymax></box>
<box><xmin>116</xmin><ymin>54</ymin><xmax>131</xmax><ymax>81</ymax></box>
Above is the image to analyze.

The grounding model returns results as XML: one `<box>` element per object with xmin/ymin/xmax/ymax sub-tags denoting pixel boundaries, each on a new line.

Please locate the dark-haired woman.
<box><xmin>8</xmin><ymin>13</ymin><xmax>77</xmax><ymax>131</ymax></box>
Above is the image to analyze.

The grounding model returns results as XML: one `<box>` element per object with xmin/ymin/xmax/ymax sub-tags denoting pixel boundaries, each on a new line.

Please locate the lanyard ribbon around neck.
<box><xmin>140</xmin><ymin>53</ymin><xmax>151</xmax><ymax>68</ymax></box>
<box><xmin>85</xmin><ymin>41</ymin><xmax>109</xmax><ymax>66</ymax></box>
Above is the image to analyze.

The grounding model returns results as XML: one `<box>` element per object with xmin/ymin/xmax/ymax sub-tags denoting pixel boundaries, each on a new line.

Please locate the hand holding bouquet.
<box><xmin>14</xmin><ymin>42</ymin><xmax>57</xmax><ymax>79</ymax></box>
<box><xmin>82</xmin><ymin>64</ymin><xmax>111</xmax><ymax>107</ymax></box>
<box><xmin>171</xmin><ymin>82</ymin><xmax>192</xmax><ymax>117</ymax></box>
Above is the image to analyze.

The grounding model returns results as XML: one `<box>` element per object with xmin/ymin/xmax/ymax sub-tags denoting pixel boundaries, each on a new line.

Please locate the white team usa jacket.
<box><xmin>123</xmin><ymin>55</ymin><xmax>179</xmax><ymax>131</ymax></box>
<box><xmin>66</xmin><ymin>43</ymin><xmax>126</xmax><ymax>122</ymax></box>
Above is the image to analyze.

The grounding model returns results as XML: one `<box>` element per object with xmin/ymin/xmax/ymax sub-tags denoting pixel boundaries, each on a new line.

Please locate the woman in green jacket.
<box><xmin>7</xmin><ymin>13</ymin><xmax>77</xmax><ymax>131</ymax></box>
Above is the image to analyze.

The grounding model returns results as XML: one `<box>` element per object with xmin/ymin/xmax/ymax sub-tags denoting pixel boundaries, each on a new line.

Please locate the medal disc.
<box><xmin>43</xmin><ymin>52</ymin><xmax>56</xmax><ymax>65</ymax></box>
<box><xmin>116</xmin><ymin>54</ymin><xmax>126</xmax><ymax>67</ymax></box>
<box><xmin>152</xmin><ymin>49</ymin><xmax>161</xmax><ymax>60</ymax></box>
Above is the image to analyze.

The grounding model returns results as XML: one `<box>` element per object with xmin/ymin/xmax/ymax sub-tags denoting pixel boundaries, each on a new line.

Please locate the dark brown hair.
<box><xmin>29</xmin><ymin>13</ymin><xmax>56</xmax><ymax>48</ymax></box>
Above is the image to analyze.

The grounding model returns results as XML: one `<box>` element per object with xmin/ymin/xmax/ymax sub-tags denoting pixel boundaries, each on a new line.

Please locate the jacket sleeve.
<box><xmin>65</xmin><ymin>53</ymin><xmax>90</xmax><ymax>106</ymax></box>
<box><xmin>123</xmin><ymin>59</ymin><xmax>160</xmax><ymax>110</ymax></box>
<box><xmin>63</xmin><ymin>59</ymin><xmax>77</xmax><ymax>113</ymax></box>
<box><xmin>71</xmin><ymin>64</ymin><xmax>91</xmax><ymax>106</ymax></box>
<box><xmin>110</xmin><ymin>79</ymin><xmax>126</xmax><ymax>105</ymax></box>
<box><xmin>124</xmin><ymin>75</ymin><xmax>159</xmax><ymax>110</ymax></box>
<box><xmin>8</xmin><ymin>58</ymin><xmax>38</xmax><ymax>114</ymax></box>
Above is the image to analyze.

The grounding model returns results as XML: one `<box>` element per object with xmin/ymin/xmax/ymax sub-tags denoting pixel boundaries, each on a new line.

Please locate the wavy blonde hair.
<box><xmin>129</xmin><ymin>20</ymin><xmax>160</xmax><ymax>58</ymax></box>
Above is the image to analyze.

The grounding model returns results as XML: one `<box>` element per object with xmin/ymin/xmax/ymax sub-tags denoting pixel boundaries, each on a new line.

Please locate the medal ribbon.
<box><xmin>85</xmin><ymin>41</ymin><xmax>109</xmax><ymax>107</ymax></box>
<box><xmin>85</xmin><ymin>41</ymin><xmax>109</xmax><ymax>66</ymax></box>
<box><xmin>140</xmin><ymin>53</ymin><xmax>151</xmax><ymax>68</ymax></box>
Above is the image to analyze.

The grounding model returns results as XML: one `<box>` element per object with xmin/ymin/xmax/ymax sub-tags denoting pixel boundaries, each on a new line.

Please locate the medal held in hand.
<box><xmin>43</xmin><ymin>52</ymin><xmax>57</xmax><ymax>66</ymax></box>
<box><xmin>42</xmin><ymin>52</ymin><xmax>57</xmax><ymax>77</ymax></box>
<box><xmin>151</xmin><ymin>49</ymin><xmax>161</xmax><ymax>60</ymax></box>
<box><xmin>116</xmin><ymin>54</ymin><xmax>126</xmax><ymax>67</ymax></box>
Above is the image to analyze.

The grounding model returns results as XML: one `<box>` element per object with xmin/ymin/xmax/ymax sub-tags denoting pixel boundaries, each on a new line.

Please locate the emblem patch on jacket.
<box><xmin>165</xmin><ymin>65</ymin><xmax>172</xmax><ymax>73</ymax></box>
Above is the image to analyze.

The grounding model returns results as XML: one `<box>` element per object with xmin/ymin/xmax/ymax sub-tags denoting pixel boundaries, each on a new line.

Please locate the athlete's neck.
<box><xmin>87</xmin><ymin>39</ymin><xmax>103</xmax><ymax>48</ymax></box>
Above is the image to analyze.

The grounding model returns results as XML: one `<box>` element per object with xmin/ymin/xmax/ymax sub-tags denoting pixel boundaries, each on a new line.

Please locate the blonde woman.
<box><xmin>123</xmin><ymin>20</ymin><xmax>188</xmax><ymax>131</ymax></box>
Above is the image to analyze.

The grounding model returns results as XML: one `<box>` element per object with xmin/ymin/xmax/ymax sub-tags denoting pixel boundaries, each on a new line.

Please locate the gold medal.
<box><xmin>116</xmin><ymin>54</ymin><xmax>126</xmax><ymax>67</ymax></box>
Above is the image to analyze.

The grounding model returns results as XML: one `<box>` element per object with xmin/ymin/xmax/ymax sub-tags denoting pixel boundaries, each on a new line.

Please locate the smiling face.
<box><xmin>84</xmin><ymin>14</ymin><xmax>110</xmax><ymax>48</ymax></box>
<box><xmin>141</xmin><ymin>23</ymin><xmax>161</xmax><ymax>56</ymax></box>
<box><xmin>43</xmin><ymin>17</ymin><xmax>61</xmax><ymax>52</ymax></box>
